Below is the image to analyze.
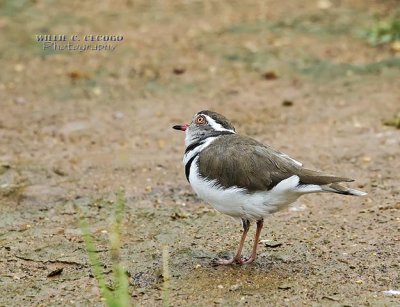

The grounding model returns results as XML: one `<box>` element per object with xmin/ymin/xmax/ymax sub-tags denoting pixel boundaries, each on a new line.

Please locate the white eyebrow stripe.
<box><xmin>202</xmin><ymin>114</ymin><xmax>235</xmax><ymax>133</ymax></box>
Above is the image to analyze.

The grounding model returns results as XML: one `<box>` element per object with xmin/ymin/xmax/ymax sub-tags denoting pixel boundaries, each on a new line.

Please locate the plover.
<box><xmin>173</xmin><ymin>110</ymin><xmax>366</xmax><ymax>265</ymax></box>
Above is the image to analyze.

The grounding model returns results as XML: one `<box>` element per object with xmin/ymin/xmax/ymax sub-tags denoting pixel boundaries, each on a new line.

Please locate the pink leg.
<box><xmin>242</xmin><ymin>219</ymin><xmax>263</xmax><ymax>264</ymax></box>
<box><xmin>215</xmin><ymin>219</ymin><xmax>250</xmax><ymax>265</ymax></box>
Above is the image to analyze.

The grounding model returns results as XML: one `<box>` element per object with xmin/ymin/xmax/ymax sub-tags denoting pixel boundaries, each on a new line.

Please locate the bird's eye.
<box><xmin>195</xmin><ymin>115</ymin><xmax>207</xmax><ymax>125</ymax></box>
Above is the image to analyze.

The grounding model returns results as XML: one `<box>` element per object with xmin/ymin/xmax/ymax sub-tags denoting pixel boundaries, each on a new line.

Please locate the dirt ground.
<box><xmin>1</xmin><ymin>0</ymin><xmax>400</xmax><ymax>306</ymax></box>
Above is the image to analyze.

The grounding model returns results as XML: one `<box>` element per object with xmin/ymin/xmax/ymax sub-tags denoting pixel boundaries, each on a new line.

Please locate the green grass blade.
<box><xmin>80</xmin><ymin>188</ymin><xmax>132</xmax><ymax>307</ymax></box>
<box><xmin>80</xmin><ymin>218</ymin><xmax>114</xmax><ymax>306</ymax></box>
<box><xmin>110</xmin><ymin>189</ymin><xmax>131</xmax><ymax>307</ymax></box>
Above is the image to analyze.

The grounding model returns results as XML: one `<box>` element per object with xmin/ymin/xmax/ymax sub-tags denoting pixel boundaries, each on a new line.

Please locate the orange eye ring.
<box><xmin>195</xmin><ymin>115</ymin><xmax>206</xmax><ymax>125</ymax></box>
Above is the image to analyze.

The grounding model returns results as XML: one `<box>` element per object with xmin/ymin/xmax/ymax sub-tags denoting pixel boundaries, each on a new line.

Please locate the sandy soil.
<box><xmin>1</xmin><ymin>0</ymin><xmax>399</xmax><ymax>306</ymax></box>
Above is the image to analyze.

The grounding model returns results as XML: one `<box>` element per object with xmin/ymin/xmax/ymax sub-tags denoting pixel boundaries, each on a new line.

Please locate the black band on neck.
<box><xmin>185</xmin><ymin>140</ymin><xmax>204</xmax><ymax>154</ymax></box>
<box><xmin>185</xmin><ymin>154</ymin><xmax>198</xmax><ymax>182</ymax></box>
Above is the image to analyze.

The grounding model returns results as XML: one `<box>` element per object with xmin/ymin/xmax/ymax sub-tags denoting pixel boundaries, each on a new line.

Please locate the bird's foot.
<box><xmin>241</xmin><ymin>256</ymin><xmax>255</xmax><ymax>264</ymax></box>
<box><xmin>211</xmin><ymin>256</ymin><xmax>250</xmax><ymax>266</ymax></box>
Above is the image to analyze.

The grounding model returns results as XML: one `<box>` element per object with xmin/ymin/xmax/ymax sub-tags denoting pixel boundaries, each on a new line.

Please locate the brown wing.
<box><xmin>198</xmin><ymin>134</ymin><xmax>353</xmax><ymax>192</ymax></box>
<box><xmin>198</xmin><ymin>135</ymin><xmax>299</xmax><ymax>191</ymax></box>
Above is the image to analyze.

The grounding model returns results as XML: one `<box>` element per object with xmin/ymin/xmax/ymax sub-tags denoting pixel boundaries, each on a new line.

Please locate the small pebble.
<box><xmin>282</xmin><ymin>100</ymin><xmax>293</xmax><ymax>107</ymax></box>
<box><xmin>322</xmin><ymin>295</ymin><xmax>339</xmax><ymax>301</ymax></box>
<box><xmin>383</xmin><ymin>290</ymin><xmax>400</xmax><ymax>296</ymax></box>
<box><xmin>47</xmin><ymin>268</ymin><xmax>63</xmax><ymax>277</ymax></box>
<box><xmin>391</xmin><ymin>41</ymin><xmax>400</xmax><ymax>52</ymax></box>
<box><xmin>112</xmin><ymin>111</ymin><xmax>124</xmax><ymax>119</ymax></box>
<box><xmin>173</xmin><ymin>67</ymin><xmax>186</xmax><ymax>75</ymax></box>
<box><xmin>261</xmin><ymin>240</ymin><xmax>282</xmax><ymax>248</ymax></box>
<box><xmin>14</xmin><ymin>96</ymin><xmax>27</xmax><ymax>105</ymax></box>
<box><xmin>92</xmin><ymin>87</ymin><xmax>102</xmax><ymax>96</ymax></box>
<box><xmin>317</xmin><ymin>0</ymin><xmax>332</xmax><ymax>9</ymax></box>
<box><xmin>362</xmin><ymin>156</ymin><xmax>371</xmax><ymax>163</ymax></box>
<box><xmin>278</xmin><ymin>284</ymin><xmax>292</xmax><ymax>290</ymax></box>
<box><xmin>262</xmin><ymin>71</ymin><xmax>278</xmax><ymax>80</ymax></box>
<box><xmin>14</xmin><ymin>64</ymin><xmax>25</xmax><ymax>72</ymax></box>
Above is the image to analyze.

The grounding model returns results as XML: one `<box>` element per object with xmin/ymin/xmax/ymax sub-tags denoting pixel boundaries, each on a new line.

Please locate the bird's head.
<box><xmin>173</xmin><ymin>110</ymin><xmax>236</xmax><ymax>146</ymax></box>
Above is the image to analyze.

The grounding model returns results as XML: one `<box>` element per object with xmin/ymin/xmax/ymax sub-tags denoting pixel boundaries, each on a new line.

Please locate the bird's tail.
<box><xmin>321</xmin><ymin>183</ymin><xmax>367</xmax><ymax>196</ymax></box>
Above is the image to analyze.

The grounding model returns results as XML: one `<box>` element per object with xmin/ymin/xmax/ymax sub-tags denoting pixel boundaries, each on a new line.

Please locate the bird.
<box><xmin>172</xmin><ymin>110</ymin><xmax>367</xmax><ymax>265</ymax></box>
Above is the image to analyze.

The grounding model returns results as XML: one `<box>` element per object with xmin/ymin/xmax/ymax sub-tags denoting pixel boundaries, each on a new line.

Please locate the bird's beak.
<box><xmin>172</xmin><ymin>124</ymin><xmax>189</xmax><ymax>131</ymax></box>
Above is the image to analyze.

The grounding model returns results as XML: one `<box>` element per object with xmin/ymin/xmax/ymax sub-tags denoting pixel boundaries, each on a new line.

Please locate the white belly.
<box><xmin>188</xmin><ymin>157</ymin><xmax>306</xmax><ymax>221</ymax></box>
